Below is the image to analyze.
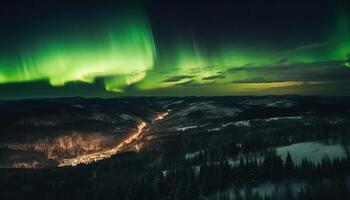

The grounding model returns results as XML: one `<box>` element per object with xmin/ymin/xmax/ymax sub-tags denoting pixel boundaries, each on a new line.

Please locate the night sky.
<box><xmin>0</xmin><ymin>0</ymin><xmax>349</xmax><ymax>99</ymax></box>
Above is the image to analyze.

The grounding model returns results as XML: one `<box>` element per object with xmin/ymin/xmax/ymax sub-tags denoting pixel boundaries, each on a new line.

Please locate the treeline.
<box><xmin>176</xmin><ymin>118</ymin><xmax>350</xmax><ymax>166</ymax></box>
<box><xmin>1</xmin><ymin>150</ymin><xmax>350</xmax><ymax>200</ymax></box>
<box><xmin>2</xmin><ymin>118</ymin><xmax>350</xmax><ymax>200</ymax></box>
<box><xmin>213</xmin><ymin>178</ymin><xmax>350</xmax><ymax>200</ymax></box>
<box><xmin>160</xmin><ymin>151</ymin><xmax>350</xmax><ymax>199</ymax></box>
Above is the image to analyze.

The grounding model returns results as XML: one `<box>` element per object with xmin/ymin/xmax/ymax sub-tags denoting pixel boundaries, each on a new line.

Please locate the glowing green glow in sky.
<box><xmin>0</xmin><ymin>5</ymin><xmax>349</xmax><ymax>97</ymax></box>
<box><xmin>0</xmin><ymin>14</ymin><xmax>156</xmax><ymax>92</ymax></box>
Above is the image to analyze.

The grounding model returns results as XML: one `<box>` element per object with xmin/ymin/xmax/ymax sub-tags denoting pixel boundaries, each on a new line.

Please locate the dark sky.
<box><xmin>0</xmin><ymin>0</ymin><xmax>344</xmax><ymax>43</ymax></box>
<box><xmin>0</xmin><ymin>0</ymin><xmax>343</xmax><ymax>48</ymax></box>
<box><xmin>149</xmin><ymin>0</ymin><xmax>334</xmax><ymax>46</ymax></box>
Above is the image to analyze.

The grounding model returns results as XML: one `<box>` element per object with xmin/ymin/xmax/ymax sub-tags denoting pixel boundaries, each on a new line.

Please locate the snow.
<box><xmin>177</xmin><ymin>126</ymin><xmax>198</xmax><ymax>131</ymax></box>
<box><xmin>263</xmin><ymin>116</ymin><xmax>303</xmax><ymax>122</ymax></box>
<box><xmin>208</xmin><ymin>127</ymin><xmax>221</xmax><ymax>132</ymax></box>
<box><xmin>185</xmin><ymin>150</ymin><xmax>204</xmax><ymax>159</ymax></box>
<box><xmin>221</xmin><ymin>116</ymin><xmax>302</xmax><ymax>128</ymax></box>
<box><xmin>228</xmin><ymin>153</ymin><xmax>264</xmax><ymax>167</ymax></box>
<box><xmin>223</xmin><ymin>120</ymin><xmax>251</xmax><ymax>128</ymax></box>
<box><xmin>119</xmin><ymin>114</ymin><xmax>134</xmax><ymax>121</ymax></box>
<box><xmin>227</xmin><ymin>141</ymin><xmax>347</xmax><ymax>167</ymax></box>
<box><xmin>276</xmin><ymin>142</ymin><xmax>347</xmax><ymax>165</ymax></box>
<box><xmin>266</xmin><ymin>100</ymin><xmax>296</xmax><ymax>108</ymax></box>
<box><xmin>241</xmin><ymin>99</ymin><xmax>296</xmax><ymax>108</ymax></box>
<box><xmin>72</xmin><ymin>104</ymin><xmax>84</xmax><ymax>108</ymax></box>
<box><xmin>165</xmin><ymin>100</ymin><xmax>184</xmax><ymax>107</ymax></box>
<box><xmin>175</xmin><ymin>101</ymin><xmax>241</xmax><ymax>119</ymax></box>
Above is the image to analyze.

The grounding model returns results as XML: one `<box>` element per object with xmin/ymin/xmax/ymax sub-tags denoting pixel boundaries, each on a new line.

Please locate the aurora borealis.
<box><xmin>0</xmin><ymin>0</ymin><xmax>349</xmax><ymax>98</ymax></box>
<box><xmin>0</xmin><ymin>3</ymin><xmax>156</xmax><ymax>93</ymax></box>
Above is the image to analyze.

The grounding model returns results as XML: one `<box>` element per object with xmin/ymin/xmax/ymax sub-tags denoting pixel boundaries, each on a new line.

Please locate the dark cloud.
<box><xmin>230</xmin><ymin>60</ymin><xmax>350</xmax><ymax>83</ymax></box>
<box><xmin>161</xmin><ymin>75</ymin><xmax>195</xmax><ymax>82</ymax></box>
<box><xmin>202</xmin><ymin>74</ymin><xmax>226</xmax><ymax>80</ymax></box>
<box><xmin>281</xmin><ymin>42</ymin><xmax>331</xmax><ymax>54</ymax></box>
<box><xmin>232</xmin><ymin>77</ymin><xmax>282</xmax><ymax>83</ymax></box>
<box><xmin>226</xmin><ymin>66</ymin><xmax>248</xmax><ymax>73</ymax></box>
<box><xmin>174</xmin><ymin>79</ymin><xmax>217</xmax><ymax>87</ymax></box>
<box><xmin>276</xmin><ymin>58</ymin><xmax>289</xmax><ymax>64</ymax></box>
<box><xmin>174</xmin><ymin>80</ymin><xmax>197</xmax><ymax>86</ymax></box>
<box><xmin>264</xmin><ymin>61</ymin><xmax>350</xmax><ymax>81</ymax></box>
<box><xmin>242</xmin><ymin>63</ymin><xmax>255</xmax><ymax>67</ymax></box>
<box><xmin>227</xmin><ymin>63</ymin><xmax>255</xmax><ymax>72</ymax></box>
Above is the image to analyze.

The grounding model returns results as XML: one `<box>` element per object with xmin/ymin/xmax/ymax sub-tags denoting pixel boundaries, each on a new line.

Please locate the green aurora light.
<box><xmin>0</xmin><ymin>5</ymin><xmax>349</xmax><ymax>97</ymax></box>
<box><xmin>0</xmin><ymin>12</ymin><xmax>156</xmax><ymax>92</ymax></box>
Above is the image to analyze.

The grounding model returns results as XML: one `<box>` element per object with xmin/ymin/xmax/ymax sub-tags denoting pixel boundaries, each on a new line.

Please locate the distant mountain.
<box><xmin>0</xmin><ymin>96</ymin><xmax>349</xmax><ymax>168</ymax></box>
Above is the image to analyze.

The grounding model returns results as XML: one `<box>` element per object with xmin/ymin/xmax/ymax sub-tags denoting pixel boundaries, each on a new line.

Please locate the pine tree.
<box><xmin>284</xmin><ymin>152</ymin><xmax>294</xmax><ymax>178</ymax></box>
